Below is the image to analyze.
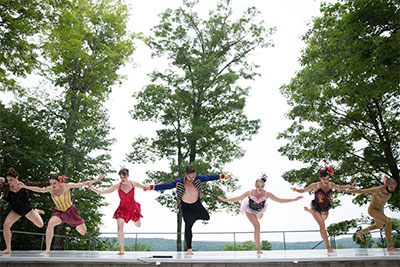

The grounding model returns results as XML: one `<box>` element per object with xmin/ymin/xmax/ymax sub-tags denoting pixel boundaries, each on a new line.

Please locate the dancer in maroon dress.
<box><xmin>291</xmin><ymin>166</ymin><xmax>356</xmax><ymax>253</ymax></box>
<box><xmin>88</xmin><ymin>168</ymin><xmax>144</xmax><ymax>255</ymax></box>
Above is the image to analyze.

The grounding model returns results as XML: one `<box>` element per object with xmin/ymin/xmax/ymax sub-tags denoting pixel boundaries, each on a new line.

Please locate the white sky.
<box><xmin>99</xmin><ymin>0</ymin><xmax>399</xmax><ymax>244</ymax></box>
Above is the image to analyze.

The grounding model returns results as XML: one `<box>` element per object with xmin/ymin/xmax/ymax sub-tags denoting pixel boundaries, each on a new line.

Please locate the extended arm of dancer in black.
<box><xmin>291</xmin><ymin>183</ymin><xmax>318</xmax><ymax>193</ymax></box>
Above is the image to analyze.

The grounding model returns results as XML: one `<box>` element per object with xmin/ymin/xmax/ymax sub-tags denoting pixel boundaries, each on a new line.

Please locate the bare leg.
<box><xmin>246</xmin><ymin>212</ymin><xmax>262</xmax><ymax>254</ymax></box>
<box><xmin>309</xmin><ymin>209</ymin><xmax>333</xmax><ymax>253</ymax></box>
<box><xmin>117</xmin><ymin>218</ymin><xmax>125</xmax><ymax>255</ymax></box>
<box><xmin>25</xmin><ymin>209</ymin><xmax>44</xmax><ymax>228</ymax></box>
<box><xmin>134</xmin><ymin>219</ymin><xmax>141</xmax><ymax>228</ymax></box>
<box><xmin>41</xmin><ymin>216</ymin><xmax>62</xmax><ymax>255</ymax></box>
<box><xmin>76</xmin><ymin>223</ymin><xmax>87</xmax><ymax>236</ymax></box>
<box><xmin>1</xmin><ymin>211</ymin><xmax>21</xmax><ymax>254</ymax></box>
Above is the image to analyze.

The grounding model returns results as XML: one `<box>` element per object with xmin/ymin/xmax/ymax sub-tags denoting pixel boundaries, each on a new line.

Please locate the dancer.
<box><xmin>348</xmin><ymin>174</ymin><xmax>399</xmax><ymax>251</ymax></box>
<box><xmin>291</xmin><ymin>166</ymin><xmax>356</xmax><ymax>253</ymax></box>
<box><xmin>0</xmin><ymin>167</ymin><xmax>46</xmax><ymax>254</ymax></box>
<box><xmin>144</xmin><ymin>165</ymin><xmax>231</xmax><ymax>255</ymax></box>
<box><xmin>88</xmin><ymin>168</ymin><xmax>144</xmax><ymax>255</ymax></box>
<box><xmin>218</xmin><ymin>174</ymin><xmax>303</xmax><ymax>254</ymax></box>
<box><xmin>20</xmin><ymin>173</ymin><xmax>103</xmax><ymax>254</ymax></box>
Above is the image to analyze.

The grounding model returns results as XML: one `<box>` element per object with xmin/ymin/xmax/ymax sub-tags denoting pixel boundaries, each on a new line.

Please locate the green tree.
<box><xmin>37</xmin><ymin>0</ymin><xmax>136</xmax><ymax>249</ymax></box>
<box><xmin>0</xmin><ymin>101</ymin><xmax>60</xmax><ymax>250</ymax></box>
<box><xmin>278</xmin><ymin>0</ymin><xmax>400</xmax><ymax>210</ymax></box>
<box><xmin>127</xmin><ymin>0</ymin><xmax>274</xmax><ymax>251</ymax></box>
<box><xmin>124</xmin><ymin>242</ymin><xmax>152</xmax><ymax>251</ymax></box>
<box><xmin>0</xmin><ymin>0</ymin><xmax>58</xmax><ymax>91</ymax></box>
<box><xmin>261</xmin><ymin>240</ymin><xmax>272</xmax><ymax>250</ymax></box>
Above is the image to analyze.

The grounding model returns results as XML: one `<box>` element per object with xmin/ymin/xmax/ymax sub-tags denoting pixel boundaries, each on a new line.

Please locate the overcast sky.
<box><xmin>93</xmin><ymin>0</ymin><xmax>398</xmax><ymax>243</ymax></box>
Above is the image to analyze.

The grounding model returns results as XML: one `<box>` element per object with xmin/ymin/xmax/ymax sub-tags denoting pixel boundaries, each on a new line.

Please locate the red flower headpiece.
<box><xmin>58</xmin><ymin>175</ymin><xmax>66</xmax><ymax>183</ymax></box>
<box><xmin>324</xmin><ymin>165</ymin><xmax>334</xmax><ymax>176</ymax></box>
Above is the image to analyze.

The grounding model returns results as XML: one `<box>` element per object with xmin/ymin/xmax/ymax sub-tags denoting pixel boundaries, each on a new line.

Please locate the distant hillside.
<box><xmin>101</xmin><ymin>237</ymin><xmax>381</xmax><ymax>251</ymax></box>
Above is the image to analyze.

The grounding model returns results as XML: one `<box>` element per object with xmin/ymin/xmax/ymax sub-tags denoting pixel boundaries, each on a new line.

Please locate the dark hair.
<box><xmin>118</xmin><ymin>168</ymin><xmax>129</xmax><ymax>176</ymax></box>
<box><xmin>49</xmin><ymin>173</ymin><xmax>60</xmax><ymax>181</ymax></box>
<box><xmin>185</xmin><ymin>165</ymin><xmax>196</xmax><ymax>174</ymax></box>
<box><xmin>6</xmin><ymin>167</ymin><xmax>19</xmax><ymax>179</ymax></box>
<box><xmin>319</xmin><ymin>169</ymin><xmax>329</xmax><ymax>178</ymax></box>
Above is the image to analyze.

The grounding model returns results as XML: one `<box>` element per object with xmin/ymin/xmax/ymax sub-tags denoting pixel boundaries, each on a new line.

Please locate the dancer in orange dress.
<box><xmin>88</xmin><ymin>168</ymin><xmax>144</xmax><ymax>255</ymax></box>
<box><xmin>291</xmin><ymin>166</ymin><xmax>356</xmax><ymax>253</ymax></box>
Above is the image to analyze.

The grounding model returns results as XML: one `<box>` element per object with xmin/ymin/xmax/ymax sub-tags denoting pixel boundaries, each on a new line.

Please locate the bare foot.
<box><xmin>327</xmin><ymin>248</ymin><xmax>334</xmax><ymax>253</ymax></box>
<box><xmin>186</xmin><ymin>249</ymin><xmax>193</xmax><ymax>255</ymax></box>
<box><xmin>356</xmin><ymin>231</ymin><xmax>364</xmax><ymax>242</ymax></box>
<box><xmin>257</xmin><ymin>250</ymin><xmax>263</xmax><ymax>254</ymax></box>
<box><xmin>35</xmin><ymin>209</ymin><xmax>45</xmax><ymax>215</ymax></box>
<box><xmin>387</xmin><ymin>246</ymin><xmax>400</xmax><ymax>252</ymax></box>
<box><xmin>40</xmin><ymin>250</ymin><xmax>50</xmax><ymax>255</ymax></box>
<box><xmin>117</xmin><ymin>251</ymin><xmax>125</xmax><ymax>255</ymax></box>
<box><xmin>304</xmin><ymin>206</ymin><xmax>311</xmax><ymax>213</ymax></box>
<box><xmin>0</xmin><ymin>249</ymin><xmax>11</xmax><ymax>254</ymax></box>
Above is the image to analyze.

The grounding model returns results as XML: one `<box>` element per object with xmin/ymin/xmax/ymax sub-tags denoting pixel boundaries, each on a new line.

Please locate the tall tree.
<box><xmin>128</xmin><ymin>0</ymin><xmax>274</xmax><ymax>250</ymax></box>
<box><xmin>39</xmin><ymin>0</ymin><xmax>136</xmax><ymax>248</ymax></box>
<box><xmin>278</xmin><ymin>0</ymin><xmax>400</xmax><ymax>210</ymax></box>
<box><xmin>0</xmin><ymin>0</ymin><xmax>55</xmax><ymax>91</ymax></box>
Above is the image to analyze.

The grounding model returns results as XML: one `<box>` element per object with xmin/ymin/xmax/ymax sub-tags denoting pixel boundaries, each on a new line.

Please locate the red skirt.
<box><xmin>113</xmin><ymin>202</ymin><xmax>142</xmax><ymax>223</ymax></box>
<box><xmin>52</xmin><ymin>204</ymin><xmax>84</xmax><ymax>227</ymax></box>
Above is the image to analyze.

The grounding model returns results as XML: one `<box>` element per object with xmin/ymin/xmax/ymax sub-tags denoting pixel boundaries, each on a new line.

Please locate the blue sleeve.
<box><xmin>154</xmin><ymin>177</ymin><xmax>183</xmax><ymax>191</ymax></box>
<box><xmin>197</xmin><ymin>174</ymin><xmax>221</xmax><ymax>183</ymax></box>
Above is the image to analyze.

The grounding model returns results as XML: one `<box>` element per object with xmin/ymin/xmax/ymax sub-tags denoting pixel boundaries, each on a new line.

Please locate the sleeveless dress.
<box><xmin>113</xmin><ymin>181</ymin><xmax>143</xmax><ymax>223</ymax></box>
<box><xmin>240</xmin><ymin>190</ymin><xmax>268</xmax><ymax>218</ymax></box>
<box><xmin>311</xmin><ymin>183</ymin><xmax>333</xmax><ymax>213</ymax></box>
<box><xmin>2</xmin><ymin>188</ymin><xmax>33</xmax><ymax>223</ymax></box>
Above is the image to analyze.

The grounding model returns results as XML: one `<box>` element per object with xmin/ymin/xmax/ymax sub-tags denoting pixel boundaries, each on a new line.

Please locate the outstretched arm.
<box><xmin>291</xmin><ymin>182</ymin><xmax>317</xmax><ymax>193</ymax></box>
<box><xmin>268</xmin><ymin>192</ymin><xmax>303</xmax><ymax>203</ymax></box>
<box><xmin>20</xmin><ymin>182</ymin><xmax>51</xmax><ymax>193</ymax></box>
<box><xmin>331</xmin><ymin>181</ymin><xmax>356</xmax><ymax>192</ymax></box>
<box><xmin>88</xmin><ymin>183</ymin><xmax>118</xmax><ymax>194</ymax></box>
<box><xmin>133</xmin><ymin>181</ymin><xmax>145</xmax><ymax>190</ymax></box>
<box><xmin>218</xmin><ymin>191</ymin><xmax>250</xmax><ymax>203</ymax></box>
<box><xmin>348</xmin><ymin>186</ymin><xmax>378</xmax><ymax>194</ymax></box>
<box><xmin>67</xmin><ymin>174</ymin><xmax>105</xmax><ymax>189</ymax></box>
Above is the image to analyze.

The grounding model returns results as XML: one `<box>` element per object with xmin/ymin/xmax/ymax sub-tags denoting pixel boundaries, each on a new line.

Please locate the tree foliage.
<box><xmin>0</xmin><ymin>0</ymin><xmax>53</xmax><ymax>91</ymax></box>
<box><xmin>128</xmin><ymin>0</ymin><xmax>274</xmax><ymax>250</ymax></box>
<box><xmin>278</xmin><ymin>0</ymin><xmax>400</xmax><ymax>210</ymax></box>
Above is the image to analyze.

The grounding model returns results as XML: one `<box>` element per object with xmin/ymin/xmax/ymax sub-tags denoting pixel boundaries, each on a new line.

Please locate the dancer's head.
<box><xmin>386</xmin><ymin>178</ymin><xmax>397</xmax><ymax>193</ymax></box>
<box><xmin>255</xmin><ymin>174</ymin><xmax>267</xmax><ymax>193</ymax></box>
<box><xmin>319</xmin><ymin>165</ymin><xmax>334</xmax><ymax>184</ymax></box>
<box><xmin>6</xmin><ymin>167</ymin><xmax>19</xmax><ymax>185</ymax></box>
<box><xmin>185</xmin><ymin>165</ymin><xmax>196</xmax><ymax>183</ymax></box>
<box><xmin>118</xmin><ymin>168</ymin><xmax>129</xmax><ymax>182</ymax></box>
<box><xmin>49</xmin><ymin>173</ymin><xmax>66</xmax><ymax>189</ymax></box>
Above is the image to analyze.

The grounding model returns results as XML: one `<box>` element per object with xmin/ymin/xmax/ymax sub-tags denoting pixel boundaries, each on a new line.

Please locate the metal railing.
<box><xmin>2</xmin><ymin>228</ymin><xmax>396</xmax><ymax>251</ymax></box>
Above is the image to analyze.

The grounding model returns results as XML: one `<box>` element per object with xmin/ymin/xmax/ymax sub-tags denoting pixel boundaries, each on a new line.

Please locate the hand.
<box><xmin>217</xmin><ymin>196</ymin><xmax>227</xmax><ymax>202</ymax></box>
<box><xmin>350</xmin><ymin>181</ymin><xmax>356</xmax><ymax>188</ymax></box>
<box><xmin>291</xmin><ymin>187</ymin><xmax>298</xmax><ymax>192</ymax></box>
<box><xmin>143</xmin><ymin>185</ymin><xmax>150</xmax><ymax>191</ymax></box>
<box><xmin>87</xmin><ymin>183</ymin><xmax>94</xmax><ymax>189</ymax></box>
<box><xmin>226</xmin><ymin>174</ymin><xmax>232</xmax><ymax>180</ymax></box>
<box><xmin>0</xmin><ymin>177</ymin><xmax>5</xmax><ymax>183</ymax></box>
<box><xmin>294</xmin><ymin>196</ymin><xmax>303</xmax><ymax>201</ymax></box>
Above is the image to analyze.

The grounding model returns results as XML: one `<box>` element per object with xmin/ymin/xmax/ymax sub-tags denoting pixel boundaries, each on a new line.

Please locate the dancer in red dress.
<box><xmin>88</xmin><ymin>168</ymin><xmax>144</xmax><ymax>255</ymax></box>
